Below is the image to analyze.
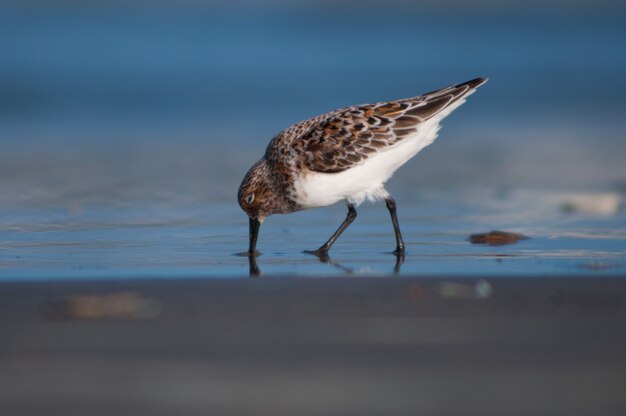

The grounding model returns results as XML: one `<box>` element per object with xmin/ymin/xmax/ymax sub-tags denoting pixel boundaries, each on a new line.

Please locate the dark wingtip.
<box><xmin>456</xmin><ymin>77</ymin><xmax>488</xmax><ymax>89</ymax></box>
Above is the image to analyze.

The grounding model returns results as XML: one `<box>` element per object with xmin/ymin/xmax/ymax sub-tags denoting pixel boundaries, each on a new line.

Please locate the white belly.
<box><xmin>294</xmin><ymin>116</ymin><xmax>444</xmax><ymax>208</ymax></box>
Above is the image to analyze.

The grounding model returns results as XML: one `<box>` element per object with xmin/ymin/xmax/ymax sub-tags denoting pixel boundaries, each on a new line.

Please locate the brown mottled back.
<box><xmin>265</xmin><ymin>78</ymin><xmax>483</xmax><ymax>174</ymax></box>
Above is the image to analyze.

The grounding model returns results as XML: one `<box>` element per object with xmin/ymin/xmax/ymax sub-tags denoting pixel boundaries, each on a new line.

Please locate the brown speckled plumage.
<box><xmin>238</xmin><ymin>77</ymin><xmax>487</xmax><ymax>255</ymax></box>
<box><xmin>239</xmin><ymin>78</ymin><xmax>485</xmax><ymax>220</ymax></box>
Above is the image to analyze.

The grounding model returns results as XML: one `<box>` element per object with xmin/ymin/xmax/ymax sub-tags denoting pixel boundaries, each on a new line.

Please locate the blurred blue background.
<box><xmin>2</xmin><ymin>1</ymin><xmax>626</xmax><ymax>202</ymax></box>
<box><xmin>1</xmin><ymin>1</ymin><xmax>625</xmax><ymax>278</ymax></box>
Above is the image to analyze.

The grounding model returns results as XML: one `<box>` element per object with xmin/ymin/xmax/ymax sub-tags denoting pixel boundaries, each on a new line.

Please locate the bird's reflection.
<box><xmin>309</xmin><ymin>251</ymin><xmax>354</xmax><ymax>274</ymax></box>
<box><xmin>248</xmin><ymin>254</ymin><xmax>261</xmax><ymax>277</ymax></box>
<box><xmin>393</xmin><ymin>253</ymin><xmax>405</xmax><ymax>274</ymax></box>
<box><xmin>246</xmin><ymin>252</ymin><xmax>405</xmax><ymax>277</ymax></box>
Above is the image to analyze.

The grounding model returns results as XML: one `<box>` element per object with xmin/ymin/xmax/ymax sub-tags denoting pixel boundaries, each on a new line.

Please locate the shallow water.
<box><xmin>1</xmin><ymin>4</ymin><xmax>626</xmax><ymax>280</ymax></box>
<box><xmin>1</xmin><ymin>186</ymin><xmax>624</xmax><ymax>280</ymax></box>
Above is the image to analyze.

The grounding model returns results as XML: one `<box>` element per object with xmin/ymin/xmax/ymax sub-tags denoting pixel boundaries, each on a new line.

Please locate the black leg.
<box><xmin>385</xmin><ymin>197</ymin><xmax>405</xmax><ymax>255</ymax></box>
<box><xmin>305</xmin><ymin>203</ymin><xmax>357</xmax><ymax>256</ymax></box>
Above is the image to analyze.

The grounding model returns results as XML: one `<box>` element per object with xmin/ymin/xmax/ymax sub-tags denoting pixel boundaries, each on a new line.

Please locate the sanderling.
<box><xmin>238</xmin><ymin>77</ymin><xmax>487</xmax><ymax>257</ymax></box>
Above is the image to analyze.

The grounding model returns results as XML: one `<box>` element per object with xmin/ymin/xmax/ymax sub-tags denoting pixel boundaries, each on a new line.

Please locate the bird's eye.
<box><xmin>245</xmin><ymin>193</ymin><xmax>255</xmax><ymax>204</ymax></box>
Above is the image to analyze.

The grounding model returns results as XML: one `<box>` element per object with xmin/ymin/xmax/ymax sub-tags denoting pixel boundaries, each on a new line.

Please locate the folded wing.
<box><xmin>279</xmin><ymin>78</ymin><xmax>486</xmax><ymax>174</ymax></box>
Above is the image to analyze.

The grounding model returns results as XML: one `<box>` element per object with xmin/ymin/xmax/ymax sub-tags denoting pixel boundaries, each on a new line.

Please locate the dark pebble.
<box><xmin>469</xmin><ymin>230</ymin><xmax>529</xmax><ymax>246</ymax></box>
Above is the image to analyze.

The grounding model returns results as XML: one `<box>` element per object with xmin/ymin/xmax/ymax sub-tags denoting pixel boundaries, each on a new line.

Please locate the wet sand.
<box><xmin>1</xmin><ymin>276</ymin><xmax>626</xmax><ymax>415</ymax></box>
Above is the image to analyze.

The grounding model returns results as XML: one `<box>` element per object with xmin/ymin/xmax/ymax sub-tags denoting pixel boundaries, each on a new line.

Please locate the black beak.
<box><xmin>249</xmin><ymin>217</ymin><xmax>261</xmax><ymax>255</ymax></box>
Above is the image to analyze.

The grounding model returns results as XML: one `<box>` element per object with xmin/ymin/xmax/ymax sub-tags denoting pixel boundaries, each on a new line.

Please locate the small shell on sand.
<box><xmin>469</xmin><ymin>230</ymin><xmax>529</xmax><ymax>246</ymax></box>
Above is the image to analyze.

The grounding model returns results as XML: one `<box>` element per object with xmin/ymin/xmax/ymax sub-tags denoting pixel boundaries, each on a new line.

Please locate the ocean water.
<box><xmin>1</xmin><ymin>187</ymin><xmax>625</xmax><ymax>279</ymax></box>
<box><xmin>1</xmin><ymin>4</ymin><xmax>625</xmax><ymax>280</ymax></box>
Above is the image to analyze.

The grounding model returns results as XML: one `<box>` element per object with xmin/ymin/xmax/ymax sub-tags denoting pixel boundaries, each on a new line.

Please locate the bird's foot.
<box><xmin>304</xmin><ymin>249</ymin><xmax>353</xmax><ymax>274</ymax></box>
<box><xmin>303</xmin><ymin>248</ymin><xmax>330</xmax><ymax>262</ymax></box>
<box><xmin>235</xmin><ymin>250</ymin><xmax>261</xmax><ymax>257</ymax></box>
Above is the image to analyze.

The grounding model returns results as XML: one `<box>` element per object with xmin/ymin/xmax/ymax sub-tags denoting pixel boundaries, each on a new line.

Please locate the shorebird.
<box><xmin>238</xmin><ymin>77</ymin><xmax>487</xmax><ymax>257</ymax></box>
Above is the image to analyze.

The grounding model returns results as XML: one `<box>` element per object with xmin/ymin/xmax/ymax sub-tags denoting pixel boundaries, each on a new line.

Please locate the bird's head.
<box><xmin>238</xmin><ymin>160</ymin><xmax>273</xmax><ymax>222</ymax></box>
<box><xmin>238</xmin><ymin>159</ymin><xmax>284</xmax><ymax>255</ymax></box>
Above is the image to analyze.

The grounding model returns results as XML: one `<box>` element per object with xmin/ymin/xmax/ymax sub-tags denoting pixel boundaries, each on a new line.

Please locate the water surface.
<box><xmin>1</xmin><ymin>186</ymin><xmax>624</xmax><ymax>279</ymax></box>
<box><xmin>1</xmin><ymin>4</ymin><xmax>625</xmax><ymax>280</ymax></box>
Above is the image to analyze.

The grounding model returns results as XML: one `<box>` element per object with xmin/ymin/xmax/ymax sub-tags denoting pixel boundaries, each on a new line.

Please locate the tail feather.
<box><xmin>399</xmin><ymin>77</ymin><xmax>488</xmax><ymax>123</ymax></box>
